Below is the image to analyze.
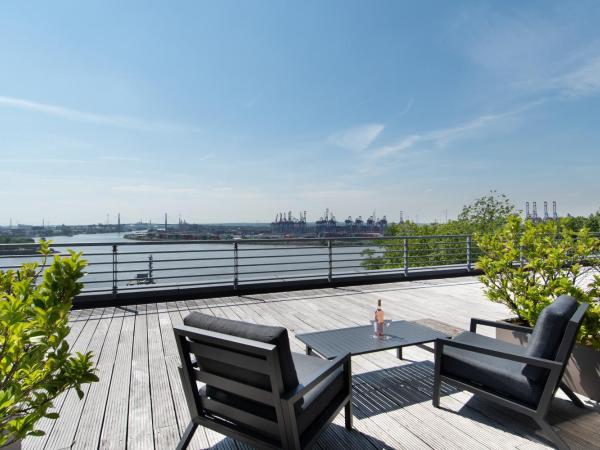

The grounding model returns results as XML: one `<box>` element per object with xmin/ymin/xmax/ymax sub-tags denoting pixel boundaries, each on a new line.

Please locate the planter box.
<box><xmin>496</xmin><ymin>324</ymin><xmax>600</xmax><ymax>402</ymax></box>
<box><xmin>1</xmin><ymin>441</ymin><xmax>21</xmax><ymax>450</ymax></box>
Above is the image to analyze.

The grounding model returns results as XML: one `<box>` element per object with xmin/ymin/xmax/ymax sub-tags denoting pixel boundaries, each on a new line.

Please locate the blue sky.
<box><xmin>1</xmin><ymin>1</ymin><xmax>600</xmax><ymax>224</ymax></box>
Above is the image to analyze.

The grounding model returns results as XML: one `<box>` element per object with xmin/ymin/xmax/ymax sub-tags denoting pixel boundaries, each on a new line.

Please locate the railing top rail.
<box><xmin>0</xmin><ymin>234</ymin><xmax>473</xmax><ymax>248</ymax></box>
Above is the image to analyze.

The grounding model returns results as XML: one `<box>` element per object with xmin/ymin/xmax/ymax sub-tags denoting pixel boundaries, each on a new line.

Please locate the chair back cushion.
<box><xmin>184</xmin><ymin>312</ymin><xmax>300</xmax><ymax>394</ymax></box>
<box><xmin>523</xmin><ymin>295</ymin><xmax>577</xmax><ymax>382</ymax></box>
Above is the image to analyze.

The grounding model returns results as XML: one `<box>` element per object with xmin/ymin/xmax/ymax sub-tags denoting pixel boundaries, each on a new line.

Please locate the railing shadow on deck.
<box><xmin>351</xmin><ymin>361</ymin><xmax>600</xmax><ymax>449</ymax></box>
<box><xmin>183</xmin><ymin>423</ymin><xmax>390</xmax><ymax>450</ymax></box>
<box><xmin>351</xmin><ymin>361</ymin><xmax>459</xmax><ymax>420</ymax></box>
<box><xmin>317</xmin><ymin>423</ymin><xmax>394</xmax><ymax>450</ymax></box>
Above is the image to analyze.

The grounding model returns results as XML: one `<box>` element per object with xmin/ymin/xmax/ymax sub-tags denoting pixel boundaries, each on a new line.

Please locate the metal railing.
<box><xmin>0</xmin><ymin>235</ymin><xmax>480</xmax><ymax>301</ymax></box>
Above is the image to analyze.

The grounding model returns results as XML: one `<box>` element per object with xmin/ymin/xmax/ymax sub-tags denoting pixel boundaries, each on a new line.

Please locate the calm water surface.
<box><xmin>1</xmin><ymin>233</ymin><xmax>367</xmax><ymax>293</ymax></box>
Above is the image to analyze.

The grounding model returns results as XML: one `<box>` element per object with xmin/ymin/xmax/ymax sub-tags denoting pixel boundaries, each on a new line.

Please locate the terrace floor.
<box><xmin>24</xmin><ymin>276</ymin><xmax>600</xmax><ymax>450</ymax></box>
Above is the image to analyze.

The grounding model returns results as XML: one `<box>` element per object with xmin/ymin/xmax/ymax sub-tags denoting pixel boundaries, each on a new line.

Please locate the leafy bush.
<box><xmin>476</xmin><ymin>216</ymin><xmax>600</xmax><ymax>350</ymax></box>
<box><xmin>0</xmin><ymin>241</ymin><xmax>98</xmax><ymax>447</ymax></box>
<box><xmin>361</xmin><ymin>191</ymin><xmax>515</xmax><ymax>270</ymax></box>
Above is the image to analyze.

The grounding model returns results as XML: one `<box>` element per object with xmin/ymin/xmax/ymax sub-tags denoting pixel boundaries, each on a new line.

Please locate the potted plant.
<box><xmin>475</xmin><ymin>216</ymin><xmax>600</xmax><ymax>400</ymax></box>
<box><xmin>0</xmin><ymin>241</ymin><xmax>98</xmax><ymax>449</ymax></box>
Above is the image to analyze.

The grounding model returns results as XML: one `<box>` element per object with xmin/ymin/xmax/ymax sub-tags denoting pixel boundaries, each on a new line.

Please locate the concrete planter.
<box><xmin>0</xmin><ymin>440</ymin><xmax>21</xmax><ymax>450</ymax></box>
<box><xmin>496</xmin><ymin>323</ymin><xmax>600</xmax><ymax>402</ymax></box>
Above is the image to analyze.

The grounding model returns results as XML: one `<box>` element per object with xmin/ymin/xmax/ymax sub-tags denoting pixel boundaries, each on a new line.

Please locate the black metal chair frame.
<box><xmin>432</xmin><ymin>303</ymin><xmax>589</xmax><ymax>450</ymax></box>
<box><xmin>174</xmin><ymin>324</ymin><xmax>353</xmax><ymax>450</ymax></box>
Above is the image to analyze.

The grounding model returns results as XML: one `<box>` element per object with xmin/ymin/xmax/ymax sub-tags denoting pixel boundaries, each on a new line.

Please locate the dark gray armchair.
<box><xmin>174</xmin><ymin>312</ymin><xmax>353</xmax><ymax>450</ymax></box>
<box><xmin>433</xmin><ymin>295</ymin><xmax>588</xmax><ymax>450</ymax></box>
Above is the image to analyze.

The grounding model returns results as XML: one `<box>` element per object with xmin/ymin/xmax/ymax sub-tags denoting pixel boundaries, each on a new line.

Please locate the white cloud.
<box><xmin>198</xmin><ymin>152</ymin><xmax>214</xmax><ymax>162</ymax></box>
<box><xmin>112</xmin><ymin>184</ymin><xmax>200</xmax><ymax>194</ymax></box>
<box><xmin>0</xmin><ymin>95</ymin><xmax>187</xmax><ymax>132</ymax></box>
<box><xmin>98</xmin><ymin>156</ymin><xmax>142</xmax><ymax>162</ymax></box>
<box><xmin>544</xmin><ymin>55</ymin><xmax>600</xmax><ymax>97</ymax></box>
<box><xmin>328</xmin><ymin>123</ymin><xmax>385</xmax><ymax>151</ymax></box>
<box><xmin>0</xmin><ymin>157</ymin><xmax>90</xmax><ymax>164</ymax></box>
<box><xmin>372</xmin><ymin>135</ymin><xmax>422</xmax><ymax>158</ymax></box>
<box><xmin>371</xmin><ymin>103</ymin><xmax>538</xmax><ymax>159</ymax></box>
<box><xmin>399</xmin><ymin>99</ymin><xmax>414</xmax><ymax>116</ymax></box>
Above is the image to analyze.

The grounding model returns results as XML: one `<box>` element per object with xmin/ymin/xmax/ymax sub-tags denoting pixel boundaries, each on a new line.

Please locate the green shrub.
<box><xmin>0</xmin><ymin>241</ymin><xmax>98</xmax><ymax>447</ymax></box>
<box><xmin>476</xmin><ymin>216</ymin><xmax>600</xmax><ymax>350</ymax></box>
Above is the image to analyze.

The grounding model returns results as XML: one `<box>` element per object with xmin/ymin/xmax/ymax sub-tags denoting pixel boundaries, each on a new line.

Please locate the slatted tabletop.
<box><xmin>297</xmin><ymin>320</ymin><xmax>451</xmax><ymax>359</ymax></box>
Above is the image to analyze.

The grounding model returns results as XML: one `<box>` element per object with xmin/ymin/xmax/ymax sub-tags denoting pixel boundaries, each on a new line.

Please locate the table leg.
<box><xmin>396</xmin><ymin>347</ymin><xmax>403</xmax><ymax>360</ymax></box>
<box><xmin>306</xmin><ymin>346</ymin><xmax>313</xmax><ymax>356</ymax></box>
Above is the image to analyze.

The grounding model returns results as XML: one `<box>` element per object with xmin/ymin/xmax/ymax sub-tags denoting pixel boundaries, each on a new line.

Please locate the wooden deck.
<box><xmin>24</xmin><ymin>276</ymin><xmax>600</xmax><ymax>450</ymax></box>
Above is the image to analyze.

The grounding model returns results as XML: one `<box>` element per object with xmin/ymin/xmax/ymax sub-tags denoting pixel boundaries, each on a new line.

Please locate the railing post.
<box><xmin>233</xmin><ymin>242</ymin><xmax>239</xmax><ymax>290</ymax></box>
<box><xmin>466</xmin><ymin>236</ymin><xmax>472</xmax><ymax>271</ymax></box>
<box><xmin>327</xmin><ymin>240</ymin><xmax>333</xmax><ymax>284</ymax></box>
<box><xmin>112</xmin><ymin>244</ymin><xmax>118</xmax><ymax>297</ymax></box>
<box><xmin>403</xmin><ymin>238</ymin><xmax>409</xmax><ymax>276</ymax></box>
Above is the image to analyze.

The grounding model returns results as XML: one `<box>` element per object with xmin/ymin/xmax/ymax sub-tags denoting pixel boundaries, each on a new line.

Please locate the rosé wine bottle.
<box><xmin>375</xmin><ymin>299</ymin><xmax>384</xmax><ymax>336</ymax></box>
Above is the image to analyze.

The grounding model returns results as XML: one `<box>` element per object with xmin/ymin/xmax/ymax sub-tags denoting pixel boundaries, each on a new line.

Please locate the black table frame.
<box><xmin>296</xmin><ymin>320</ymin><xmax>451</xmax><ymax>360</ymax></box>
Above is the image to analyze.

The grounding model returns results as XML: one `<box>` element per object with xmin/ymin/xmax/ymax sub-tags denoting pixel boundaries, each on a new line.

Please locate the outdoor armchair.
<box><xmin>174</xmin><ymin>312</ymin><xmax>353</xmax><ymax>450</ymax></box>
<box><xmin>433</xmin><ymin>295</ymin><xmax>588</xmax><ymax>450</ymax></box>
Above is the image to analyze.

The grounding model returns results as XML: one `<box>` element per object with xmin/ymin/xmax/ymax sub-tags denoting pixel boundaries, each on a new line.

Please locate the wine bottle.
<box><xmin>375</xmin><ymin>299</ymin><xmax>384</xmax><ymax>336</ymax></box>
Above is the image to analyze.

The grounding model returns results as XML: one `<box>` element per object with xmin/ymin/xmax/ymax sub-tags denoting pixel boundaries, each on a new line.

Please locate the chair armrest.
<box><xmin>435</xmin><ymin>338</ymin><xmax>562</xmax><ymax>370</ymax></box>
<box><xmin>282</xmin><ymin>353</ymin><xmax>351</xmax><ymax>404</ymax></box>
<box><xmin>470</xmin><ymin>318</ymin><xmax>533</xmax><ymax>334</ymax></box>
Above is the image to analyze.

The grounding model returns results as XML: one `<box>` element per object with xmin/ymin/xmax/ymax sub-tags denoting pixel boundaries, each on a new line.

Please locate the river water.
<box><xmin>0</xmin><ymin>233</ymin><xmax>368</xmax><ymax>293</ymax></box>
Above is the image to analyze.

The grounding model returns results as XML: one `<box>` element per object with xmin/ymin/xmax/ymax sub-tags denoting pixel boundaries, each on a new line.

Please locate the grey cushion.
<box><xmin>183</xmin><ymin>312</ymin><xmax>300</xmax><ymax>395</ymax></box>
<box><xmin>292</xmin><ymin>353</ymin><xmax>345</xmax><ymax>436</ymax></box>
<box><xmin>523</xmin><ymin>295</ymin><xmax>577</xmax><ymax>382</ymax></box>
<box><xmin>442</xmin><ymin>332</ymin><xmax>543</xmax><ymax>406</ymax></box>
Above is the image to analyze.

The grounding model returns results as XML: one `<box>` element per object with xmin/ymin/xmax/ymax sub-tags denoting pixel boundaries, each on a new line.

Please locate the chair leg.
<box><xmin>432</xmin><ymin>373</ymin><xmax>441</xmax><ymax>408</ymax></box>
<box><xmin>432</xmin><ymin>342</ymin><xmax>442</xmax><ymax>408</ymax></box>
<box><xmin>535</xmin><ymin>418</ymin><xmax>569</xmax><ymax>450</ymax></box>
<box><xmin>345</xmin><ymin>400</ymin><xmax>353</xmax><ymax>431</ymax></box>
<box><xmin>176</xmin><ymin>420</ymin><xmax>198</xmax><ymax>450</ymax></box>
<box><xmin>560</xmin><ymin>382</ymin><xmax>586</xmax><ymax>408</ymax></box>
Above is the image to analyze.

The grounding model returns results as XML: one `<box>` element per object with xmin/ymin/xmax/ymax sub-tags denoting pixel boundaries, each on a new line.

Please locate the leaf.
<box><xmin>28</xmin><ymin>430</ymin><xmax>46</xmax><ymax>437</ymax></box>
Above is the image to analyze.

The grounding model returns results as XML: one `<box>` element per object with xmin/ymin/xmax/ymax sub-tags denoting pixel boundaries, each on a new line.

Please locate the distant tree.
<box><xmin>562</xmin><ymin>210</ymin><xmax>600</xmax><ymax>233</ymax></box>
<box><xmin>457</xmin><ymin>190</ymin><xmax>517</xmax><ymax>232</ymax></box>
<box><xmin>362</xmin><ymin>191</ymin><xmax>517</xmax><ymax>271</ymax></box>
<box><xmin>589</xmin><ymin>210</ymin><xmax>600</xmax><ymax>233</ymax></box>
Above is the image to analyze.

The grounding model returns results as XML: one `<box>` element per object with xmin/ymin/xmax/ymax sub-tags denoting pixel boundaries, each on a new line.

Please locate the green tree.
<box><xmin>476</xmin><ymin>216</ymin><xmax>600</xmax><ymax>349</ymax></box>
<box><xmin>561</xmin><ymin>210</ymin><xmax>600</xmax><ymax>233</ymax></box>
<box><xmin>361</xmin><ymin>192</ymin><xmax>514</xmax><ymax>270</ymax></box>
<box><xmin>457</xmin><ymin>190</ymin><xmax>517</xmax><ymax>232</ymax></box>
<box><xmin>0</xmin><ymin>241</ymin><xmax>98</xmax><ymax>447</ymax></box>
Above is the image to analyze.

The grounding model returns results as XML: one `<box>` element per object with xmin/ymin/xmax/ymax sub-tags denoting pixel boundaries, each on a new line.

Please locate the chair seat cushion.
<box><xmin>523</xmin><ymin>295</ymin><xmax>577</xmax><ymax>382</ymax></box>
<box><xmin>442</xmin><ymin>332</ymin><xmax>543</xmax><ymax>407</ymax></box>
<box><xmin>183</xmin><ymin>312</ymin><xmax>300</xmax><ymax>394</ymax></box>
<box><xmin>292</xmin><ymin>353</ymin><xmax>345</xmax><ymax>435</ymax></box>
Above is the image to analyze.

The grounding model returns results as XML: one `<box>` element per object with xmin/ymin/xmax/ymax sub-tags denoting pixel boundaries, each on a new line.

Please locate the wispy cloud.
<box><xmin>98</xmin><ymin>156</ymin><xmax>142</xmax><ymax>162</ymax></box>
<box><xmin>542</xmin><ymin>55</ymin><xmax>600</xmax><ymax>97</ymax></box>
<box><xmin>399</xmin><ymin>98</ymin><xmax>414</xmax><ymax>116</ymax></box>
<box><xmin>0</xmin><ymin>157</ymin><xmax>90</xmax><ymax>164</ymax></box>
<box><xmin>198</xmin><ymin>152</ymin><xmax>214</xmax><ymax>162</ymax></box>
<box><xmin>328</xmin><ymin>123</ymin><xmax>385</xmax><ymax>151</ymax></box>
<box><xmin>0</xmin><ymin>95</ymin><xmax>188</xmax><ymax>132</ymax></box>
<box><xmin>112</xmin><ymin>184</ymin><xmax>200</xmax><ymax>194</ymax></box>
<box><xmin>371</xmin><ymin>103</ymin><xmax>538</xmax><ymax>158</ymax></box>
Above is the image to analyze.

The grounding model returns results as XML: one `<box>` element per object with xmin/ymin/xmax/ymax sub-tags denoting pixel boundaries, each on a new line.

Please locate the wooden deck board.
<box><xmin>128</xmin><ymin>304</ymin><xmax>154</xmax><ymax>450</ymax></box>
<box><xmin>71</xmin><ymin>313</ymin><xmax>124</xmax><ymax>450</ymax></box>
<box><xmin>99</xmin><ymin>314</ymin><xmax>136</xmax><ymax>449</ymax></box>
<box><xmin>23</xmin><ymin>276</ymin><xmax>600</xmax><ymax>450</ymax></box>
